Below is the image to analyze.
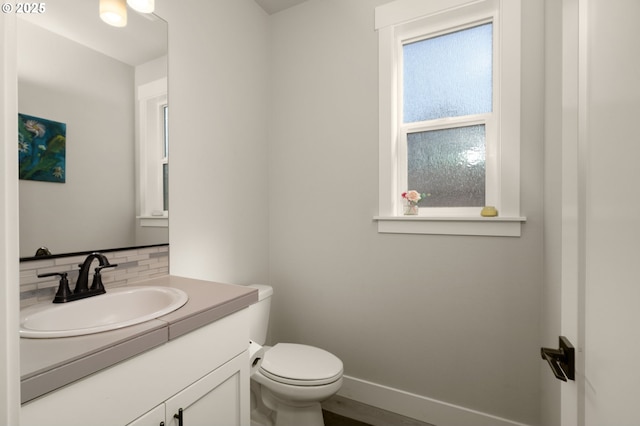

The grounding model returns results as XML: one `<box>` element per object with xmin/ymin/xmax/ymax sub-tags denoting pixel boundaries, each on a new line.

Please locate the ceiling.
<box><xmin>254</xmin><ymin>0</ymin><xmax>309</xmax><ymax>15</ymax></box>
<box><xmin>17</xmin><ymin>0</ymin><xmax>307</xmax><ymax>67</ymax></box>
<box><xmin>17</xmin><ymin>0</ymin><xmax>167</xmax><ymax>67</ymax></box>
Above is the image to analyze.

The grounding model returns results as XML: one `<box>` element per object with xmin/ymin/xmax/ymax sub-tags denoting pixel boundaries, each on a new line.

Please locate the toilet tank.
<box><xmin>247</xmin><ymin>284</ymin><xmax>273</xmax><ymax>345</ymax></box>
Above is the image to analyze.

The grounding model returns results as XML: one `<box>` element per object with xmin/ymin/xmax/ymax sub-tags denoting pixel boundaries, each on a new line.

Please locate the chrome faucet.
<box><xmin>38</xmin><ymin>252</ymin><xmax>118</xmax><ymax>303</ymax></box>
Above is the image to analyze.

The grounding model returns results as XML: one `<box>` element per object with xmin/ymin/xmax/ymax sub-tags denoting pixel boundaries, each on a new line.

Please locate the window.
<box><xmin>403</xmin><ymin>22</ymin><xmax>493</xmax><ymax>211</ymax></box>
<box><xmin>137</xmin><ymin>77</ymin><xmax>168</xmax><ymax>227</ymax></box>
<box><xmin>162</xmin><ymin>104</ymin><xmax>169</xmax><ymax>211</ymax></box>
<box><xmin>375</xmin><ymin>0</ymin><xmax>525</xmax><ymax>236</ymax></box>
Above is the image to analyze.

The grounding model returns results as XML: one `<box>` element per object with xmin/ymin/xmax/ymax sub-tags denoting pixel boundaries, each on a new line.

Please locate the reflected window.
<box><xmin>162</xmin><ymin>105</ymin><xmax>169</xmax><ymax>212</ymax></box>
<box><xmin>137</xmin><ymin>77</ymin><xmax>168</xmax><ymax>221</ymax></box>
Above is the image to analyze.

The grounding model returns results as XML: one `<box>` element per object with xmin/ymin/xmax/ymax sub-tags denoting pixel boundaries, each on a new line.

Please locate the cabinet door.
<box><xmin>127</xmin><ymin>404</ymin><xmax>165</xmax><ymax>426</ymax></box>
<box><xmin>165</xmin><ymin>351</ymin><xmax>249</xmax><ymax>426</ymax></box>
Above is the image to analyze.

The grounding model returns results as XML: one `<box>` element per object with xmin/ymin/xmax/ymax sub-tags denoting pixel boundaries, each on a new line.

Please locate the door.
<box><xmin>560</xmin><ymin>0</ymin><xmax>640</xmax><ymax>424</ymax></box>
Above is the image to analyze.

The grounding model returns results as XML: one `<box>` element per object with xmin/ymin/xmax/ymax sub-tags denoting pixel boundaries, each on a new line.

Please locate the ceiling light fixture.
<box><xmin>126</xmin><ymin>0</ymin><xmax>155</xmax><ymax>14</ymax></box>
<box><xmin>100</xmin><ymin>0</ymin><xmax>127</xmax><ymax>27</ymax></box>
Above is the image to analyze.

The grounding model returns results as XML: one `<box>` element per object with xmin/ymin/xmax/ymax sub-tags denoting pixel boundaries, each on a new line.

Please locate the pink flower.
<box><xmin>403</xmin><ymin>190</ymin><xmax>422</xmax><ymax>203</ymax></box>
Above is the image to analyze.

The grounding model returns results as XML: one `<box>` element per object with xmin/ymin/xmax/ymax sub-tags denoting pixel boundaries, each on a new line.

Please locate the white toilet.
<box><xmin>248</xmin><ymin>284</ymin><xmax>343</xmax><ymax>426</ymax></box>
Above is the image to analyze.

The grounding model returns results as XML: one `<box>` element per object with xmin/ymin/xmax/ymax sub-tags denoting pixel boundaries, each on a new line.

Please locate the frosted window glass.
<box><xmin>163</xmin><ymin>163</ymin><xmax>169</xmax><ymax>211</ymax></box>
<box><xmin>408</xmin><ymin>125</ymin><xmax>485</xmax><ymax>207</ymax></box>
<box><xmin>403</xmin><ymin>23</ymin><xmax>493</xmax><ymax>123</ymax></box>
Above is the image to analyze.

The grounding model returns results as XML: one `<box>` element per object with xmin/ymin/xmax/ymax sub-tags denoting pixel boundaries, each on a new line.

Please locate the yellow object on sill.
<box><xmin>481</xmin><ymin>206</ymin><xmax>498</xmax><ymax>217</ymax></box>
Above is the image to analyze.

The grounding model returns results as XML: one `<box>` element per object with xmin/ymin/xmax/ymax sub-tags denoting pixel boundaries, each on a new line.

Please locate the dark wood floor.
<box><xmin>323</xmin><ymin>410</ymin><xmax>372</xmax><ymax>426</ymax></box>
<box><xmin>322</xmin><ymin>396</ymin><xmax>435</xmax><ymax>426</ymax></box>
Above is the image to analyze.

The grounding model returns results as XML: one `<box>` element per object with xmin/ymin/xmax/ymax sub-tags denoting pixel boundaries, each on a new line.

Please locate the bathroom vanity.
<box><xmin>20</xmin><ymin>276</ymin><xmax>258</xmax><ymax>426</ymax></box>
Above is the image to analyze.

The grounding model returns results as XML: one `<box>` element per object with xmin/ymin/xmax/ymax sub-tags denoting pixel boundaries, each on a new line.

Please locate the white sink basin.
<box><xmin>20</xmin><ymin>286</ymin><xmax>188</xmax><ymax>338</ymax></box>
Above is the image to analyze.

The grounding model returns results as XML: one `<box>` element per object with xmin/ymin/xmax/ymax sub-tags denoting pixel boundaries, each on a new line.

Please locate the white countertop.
<box><xmin>20</xmin><ymin>275</ymin><xmax>258</xmax><ymax>404</ymax></box>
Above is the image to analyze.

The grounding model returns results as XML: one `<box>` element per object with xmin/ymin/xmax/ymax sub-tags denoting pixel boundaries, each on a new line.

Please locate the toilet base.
<box><xmin>250</xmin><ymin>380</ymin><xmax>328</xmax><ymax>426</ymax></box>
<box><xmin>251</xmin><ymin>381</ymin><xmax>275</xmax><ymax>426</ymax></box>
<box><xmin>251</xmin><ymin>412</ymin><xmax>274</xmax><ymax>426</ymax></box>
<box><xmin>271</xmin><ymin>401</ymin><xmax>324</xmax><ymax>426</ymax></box>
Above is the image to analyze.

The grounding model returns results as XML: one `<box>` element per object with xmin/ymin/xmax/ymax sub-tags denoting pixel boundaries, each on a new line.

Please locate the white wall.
<box><xmin>0</xmin><ymin>12</ymin><xmax>21</xmax><ymax>425</ymax></box>
<box><xmin>135</xmin><ymin>55</ymin><xmax>167</xmax><ymax>86</ymax></box>
<box><xmin>159</xmin><ymin>0</ymin><xmax>270</xmax><ymax>285</ymax></box>
<box><xmin>541</xmin><ymin>0</ymin><xmax>564</xmax><ymax>424</ymax></box>
<box><xmin>17</xmin><ymin>20</ymin><xmax>136</xmax><ymax>257</ymax></box>
<box><xmin>267</xmin><ymin>1</ymin><xmax>544</xmax><ymax>425</ymax></box>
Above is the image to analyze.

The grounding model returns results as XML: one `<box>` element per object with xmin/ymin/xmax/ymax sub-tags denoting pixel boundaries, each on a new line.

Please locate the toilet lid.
<box><xmin>259</xmin><ymin>343</ymin><xmax>343</xmax><ymax>386</ymax></box>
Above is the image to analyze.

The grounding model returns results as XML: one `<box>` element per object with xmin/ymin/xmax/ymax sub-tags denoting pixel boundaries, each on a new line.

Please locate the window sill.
<box><xmin>137</xmin><ymin>216</ymin><xmax>169</xmax><ymax>228</ymax></box>
<box><xmin>373</xmin><ymin>216</ymin><xmax>526</xmax><ymax>237</ymax></box>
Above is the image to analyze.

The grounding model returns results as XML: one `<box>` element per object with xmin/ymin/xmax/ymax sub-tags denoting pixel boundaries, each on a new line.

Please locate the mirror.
<box><xmin>17</xmin><ymin>0</ymin><xmax>168</xmax><ymax>259</ymax></box>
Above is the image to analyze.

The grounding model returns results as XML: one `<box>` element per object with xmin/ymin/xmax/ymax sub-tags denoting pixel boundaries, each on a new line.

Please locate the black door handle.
<box><xmin>541</xmin><ymin>336</ymin><xmax>575</xmax><ymax>381</ymax></box>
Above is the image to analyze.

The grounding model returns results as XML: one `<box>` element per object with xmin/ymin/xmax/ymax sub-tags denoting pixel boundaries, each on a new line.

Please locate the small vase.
<box><xmin>403</xmin><ymin>203</ymin><xmax>419</xmax><ymax>215</ymax></box>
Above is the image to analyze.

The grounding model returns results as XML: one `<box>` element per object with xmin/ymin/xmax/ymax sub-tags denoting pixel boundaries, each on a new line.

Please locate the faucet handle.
<box><xmin>38</xmin><ymin>272</ymin><xmax>72</xmax><ymax>303</ymax></box>
<box><xmin>95</xmin><ymin>263</ymin><xmax>118</xmax><ymax>272</ymax></box>
<box><xmin>37</xmin><ymin>271</ymin><xmax>67</xmax><ymax>278</ymax></box>
<box><xmin>89</xmin><ymin>264</ymin><xmax>118</xmax><ymax>292</ymax></box>
<box><xmin>76</xmin><ymin>261</ymin><xmax>117</xmax><ymax>272</ymax></box>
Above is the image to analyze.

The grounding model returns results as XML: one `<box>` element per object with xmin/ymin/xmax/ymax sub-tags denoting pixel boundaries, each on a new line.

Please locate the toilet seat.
<box><xmin>259</xmin><ymin>343</ymin><xmax>343</xmax><ymax>386</ymax></box>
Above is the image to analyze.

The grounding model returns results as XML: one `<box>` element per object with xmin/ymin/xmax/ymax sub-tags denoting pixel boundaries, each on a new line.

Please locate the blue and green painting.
<box><xmin>18</xmin><ymin>113</ymin><xmax>66</xmax><ymax>183</ymax></box>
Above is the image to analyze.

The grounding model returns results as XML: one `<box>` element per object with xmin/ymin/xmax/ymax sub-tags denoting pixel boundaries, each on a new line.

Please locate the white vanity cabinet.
<box><xmin>21</xmin><ymin>308</ymin><xmax>251</xmax><ymax>426</ymax></box>
<box><xmin>127</xmin><ymin>405</ymin><xmax>165</xmax><ymax>426</ymax></box>
<box><xmin>128</xmin><ymin>352</ymin><xmax>247</xmax><ymax>426</ymax></box>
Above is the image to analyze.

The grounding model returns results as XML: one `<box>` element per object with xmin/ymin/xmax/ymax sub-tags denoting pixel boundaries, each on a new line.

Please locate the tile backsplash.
<box><xmin>20</xmin><ymin>245</ymin><xmax>169</xmax><ymax>308</ymax></box>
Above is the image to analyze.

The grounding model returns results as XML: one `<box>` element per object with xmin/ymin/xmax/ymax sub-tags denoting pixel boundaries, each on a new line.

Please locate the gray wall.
<box><xmin>162</xmin><ymin>0</ymin><xmax>270</xmax><ymax>285</ymax></box>
<box><xmin>162</xmin><ymin>0</ymin><xmax>544</xmax><ymax>424</ymax></box>
<box><xmin>267</xmin><ymin>1</ymin><xmax>544</xmax><ymax>424</ymax></box>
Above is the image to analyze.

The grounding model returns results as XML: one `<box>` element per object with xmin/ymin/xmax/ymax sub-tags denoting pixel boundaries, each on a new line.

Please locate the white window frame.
<box><xmin>136</xmin><ymin>77</ymin><xmax>168</xmax><ymax>228</ymax></box>
<box><xmin>374</xmin><ymin>0</ymin><xmax>525</xmax><ymax>237</ymax></box>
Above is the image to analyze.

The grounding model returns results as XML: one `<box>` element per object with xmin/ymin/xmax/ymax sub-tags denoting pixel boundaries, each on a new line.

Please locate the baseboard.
<box><xmin>336</xmin><ymin>375</ymin><xmax>533</xmax><ymax>426</ymax></box>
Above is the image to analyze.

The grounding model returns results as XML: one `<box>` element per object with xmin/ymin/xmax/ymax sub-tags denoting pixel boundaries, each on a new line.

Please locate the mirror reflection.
<box><xmin>17</xmin><ymin>0</ymin><xmax>168</xmax><ymax>258</ymax></box>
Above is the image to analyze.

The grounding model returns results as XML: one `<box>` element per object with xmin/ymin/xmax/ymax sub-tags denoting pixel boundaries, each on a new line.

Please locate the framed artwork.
<box><xmin>18</xmin><ymin>113</ymin><xmax>66</xmax><ymax>183</ymax></box>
